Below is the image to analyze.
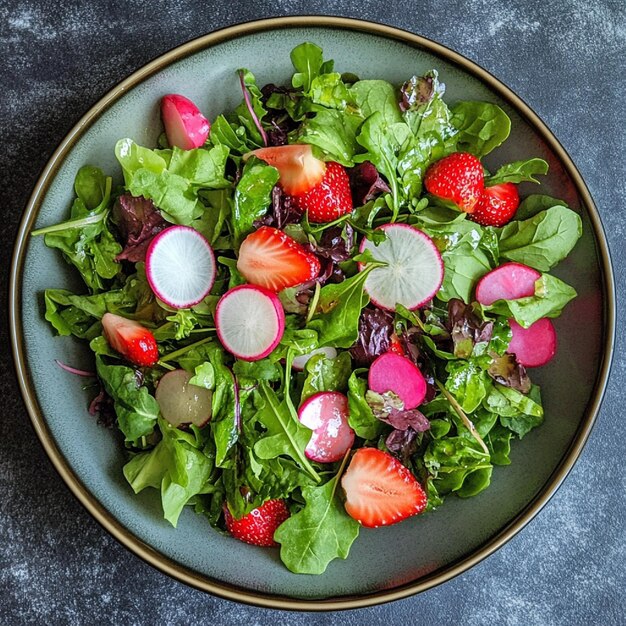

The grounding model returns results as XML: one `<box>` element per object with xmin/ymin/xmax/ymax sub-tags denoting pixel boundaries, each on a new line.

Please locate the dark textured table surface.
<box><xmin>1</xmin><ymin>1</ymin><xmax>624</xmax><ymax>624</ymax></box>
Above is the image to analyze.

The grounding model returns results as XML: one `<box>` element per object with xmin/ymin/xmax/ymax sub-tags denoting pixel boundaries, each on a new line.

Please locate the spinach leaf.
<box><xmin>486</xmin><ymin>422</ymin><xmax>513</xmax><ymax>465</ymax></box>
<box><xmin>96</xmin><ymin>355</ymin><xmax>159</xmax><ymax>443</ymax></box>
<box><xmin>445</xmin><ymin>360</ymin><xmax>491</xmax><ymax>413</ymax></box>
<box><xmin>486</xmin><ymin>158</ymin><xmax>549</xmax><ymax>185</ymax></box>
<box><xmin>484</xmin><ymin>273</ymin><xmax>577</xmax><ymax>328</ymax></box>
<box><xmin>301</xmin><ymin>352</ymin><xmax>352</xmax><ymax>401</ymax></box>
<box><xmin>497</xmin><ymin>205</ymin><xmax>582</xmax><ymax>271</ymax></box>
<box><xmin>485</xmin><ymin>384</ymin><xmax>544</xmax><ymax>438</ymax></box>
<box><xmin>347</xmin><ymin>371</ymin><xmax>384</xmax><ymax>440</ymax></box>
<box><xmin>309</xmin><ymin>72</ymin><xmax>355</xmax><ymax>111</ymax></box>
<box><xmin>450</xmin><ymin>101</ymin><xmax>511</xmax><ymax>156</ymax></box>
<box><xmin>275</xmin><ymin>466</ymin><xmax>360</xmax><ymax>575</ymax></box>
<box><xmin>516</xmin><ymin>194</ymin><xmax>568</xmax><ymax>220</ymax></box>
<box><xmin>350</xmin><ymin>79</ymin><xmax>402</xmax><ymax>124</ymax></box>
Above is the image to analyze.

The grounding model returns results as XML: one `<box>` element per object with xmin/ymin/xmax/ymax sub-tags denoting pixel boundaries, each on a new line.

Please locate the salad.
<box><xmin>33</xmin><ymin>42</ymin><xmax>582</xmax><ymax>575</ymax></box>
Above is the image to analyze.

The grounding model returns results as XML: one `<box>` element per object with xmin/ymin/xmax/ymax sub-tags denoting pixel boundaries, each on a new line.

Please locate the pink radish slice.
<box><xmin>475</xmin><ymin>262</ymin><xmax>541</xmax><ymax>305</ymax></box>
<box><xmin>146</xmin><ymin>226</ymin><xmax>216</xmax><ymax>309</ymax></box>
<box><xmin>507</xmin><ymin>318</ymin><xmax>557</xmax><ymax>367</ymax></box>
<box><xmin>292</xmin><ymin>347</ymin><xmax>338</xmax><ymax>371</ymax></box>
<box><xmin>155</xmin><ymin>369</ymin><xmax>212</xmax><ymax>428</ymax></box>
<box><xmin>297</xmin><ymin>392</ymin><xmax>355</xmax><ymax>463</ymax></box>
<box><xmin>359</xmin><ymin>223</ymin><xmax>444</xmax><ymax>311</ymax></box>
<box><xmin>215</xmin><ymin>285</ymin><xmax>285</xmax><ymax>361</ymax></box>
<box><xmin>161</xmin><ymin>94</ymin><xmax>210</xmax><ymax>150</ymax></box>
<box><xmin>368</xmin><ymin>352</ymin><xmax>427</xmax><ymax>409</ymax></box>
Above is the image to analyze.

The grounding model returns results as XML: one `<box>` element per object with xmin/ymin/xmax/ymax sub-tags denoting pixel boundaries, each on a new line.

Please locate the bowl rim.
<box><xmin>9</xmin><ymin>15</ymin><xmax>616</xmax><ymax>611</ymax></box>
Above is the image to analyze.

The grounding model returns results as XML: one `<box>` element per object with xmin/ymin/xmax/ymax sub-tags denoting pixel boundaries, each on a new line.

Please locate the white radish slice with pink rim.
<box><xmin>297</xmin><ymin>392</ymin><xmax>355</xmax><ymax>463</ymax></box>
<box><xmin>216</xmin><ymin>285</ymin><xmax>285</xmax><ymax>361</ymax></box>
<box><xmin>368</xmin><ymin>353</ymin><xmax>427</xmax><ymax>409</ymax></box>
<box><xmin>475</xmin><ymin>262</ymin><xmax>541</xmax><ymax>305</ymax></box>
<box><xmin>146</xmin><ymin>226</ymin><xmax>216</xmax><ymax>309</ymax></box>
<box><xmin>292</xmin><ymin>347</ymin><xmax>338</xmax><ymax>371</ymax></box>
<box><xmin>155</xmin><ymin>369</ymin><xmax>212</xmax><ymax>428</ymax></box>
<box><xmin>359</xmin><ymin>223</ymin><xmax>444</xmax><ymax>311</ymax></box>
<box><xmin>508</xmin><ymin>319</ymin><xmax>557</xmax><ymax>367</ymax></box>
<box><xmin>161</xmin><ymin>94</ymin><xmax>210</xmax><ymax>150</ymax></box>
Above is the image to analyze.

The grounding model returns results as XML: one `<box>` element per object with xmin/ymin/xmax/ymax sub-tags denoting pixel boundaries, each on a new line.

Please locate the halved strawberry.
<box><xmin>469</xmin><ymin>182</ymin><xmax>520</xmax><ymax>227</ymax></box>
<box><xmin>424</xmin><ymin>152</ymin><xmax>484</xmax><ymax>213</ymax></box>
<box><xmin>224</xmin><ymin>499</ymin><xmax>290</xmax><ymax>547</ymax></box>
<box><xmin>341</xmin><ymin>447</ymin><xmax>427</xmax><ymax>528</ymax></box>
<box><xmin>237</xmin><ymin>226</ymin><xmax>321</xmax><ymax>292</ymax></box>
<box><xmin>246</xmin><ymin>145</ymin><xmax>326</xmax><ymax>196</ymax></box>
<box><xmin>294</xmin><ymin>161</ymin><xmax>353</xmax><ymax>223</ymax></box>
<box><xmin>102</xmin><ymin>313</ymin><xmax>159</xmax><ymax>367</ymax></box>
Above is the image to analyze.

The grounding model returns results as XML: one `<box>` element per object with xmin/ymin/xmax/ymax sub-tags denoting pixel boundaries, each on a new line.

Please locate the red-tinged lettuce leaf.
<box><xmin>348</xmin><ymin>161</ymin><xmax>390</xmax><ymax>207</ymax></box>
<box><xmin>488</xmin><ymin>353</ymin><xmax>531</xmax><ymax>394</ymax></box>
<box><xmin>253</xmin><ymin>186</ymin><xmax>302</xmax><ymax>230</ymax></box>
<box><xmin>113</xmin><ymin>194</ymin><xmax>167</xmax><ymax>262</ymax></box>
<box><xmin>399</xmin><ymin>71</ymin><xmax>444</xmax><ymax>112</ymax></box>
<box><xmin>447</xmin><ymin>298</ymin><xmax>494</xmax><ymax>358</ymax></box>
<box><xmin>349</xmin><ymin>307</ymin><xmax>394</xmax><ymax>366</ymax></box>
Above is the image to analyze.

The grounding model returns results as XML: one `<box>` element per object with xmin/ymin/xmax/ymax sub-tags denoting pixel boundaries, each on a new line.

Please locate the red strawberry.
<box><xmin>293</xmin><ymin>161</ymin><xmax>353</xmax><ymax>223</ymax></box>
<box><xmin>102</xmin><ymin>313</ymin><xmax>159</xmax><ymax>367</ymax></box>
<box><xmin>237</xmin><ymin>226</ymin><xmax>321</xmax><ymax>292</ymax></box>
<box><xmin>341</xmin><ymin>447</ymin><xmax>427</xmax><ymax>528</ymax></box>
<box><xmin>469</xmin><ymin>182</ymin><xmax>520</xmax><ymax>227</ymax></box>
<box><xmin>388</xmin><ymin>333</ymin><xmax>406</xmax><ymax>357</ymax></box>
<box><xmin>224</xmin><ymin>499</ymin><xmax>290</xmax><ymax>547</ymax></box>
<box><xmin>424</xmin><ymin>152</ymin><xmax>484</xmax><ymax>212</ymax></box>
<box><xmin>247</xmin><ymin>144</ymin><xmax>326</xmax><ymax>195</ymax></box>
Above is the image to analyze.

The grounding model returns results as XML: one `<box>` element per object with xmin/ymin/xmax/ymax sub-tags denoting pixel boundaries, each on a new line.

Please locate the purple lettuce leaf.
<box><xmin>488</xmin><ymin>354</ymin><xmax>531</xmax><ymax>394</ymax></box>
<box><xmin>253</xmin><ymin>186</ymin><xmax>302</xmax><ymax>230</ymax></box>
<box><xmin>348</xmin><ymin>161</ymin><xmax>390</xmax><ymax>207</ymax></box>
<box><xmin>349</xmin><ymin>307</ymin><xmax>394</xmax><ymax>366</ymax></box>
<box><xmin>112</xmin><ymin>194</ymin><xmax>167</xmax><ymax>263</ymax></box>
<box><xmin>446</xmin><ymin>298</ymin><xmax>494</xmax><ymax>359</ymax></box>
<box><xmin>399</xmin><ymin>71</ymin><xmax>444</xmax><ymax>113</ymax></box>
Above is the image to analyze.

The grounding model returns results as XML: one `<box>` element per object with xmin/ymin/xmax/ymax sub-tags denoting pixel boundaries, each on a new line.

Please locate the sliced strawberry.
<box><xmin>424</xmin><ymin>152</ymin><xmax>484</xmax><ymax>213</ymax></box>
<box><xmin>469</xmin><ymin>182</ymin><xmax>520</xmax><ymax>227</ymax></box>
<box><xmin>388</xmin><ymin>333</ymin><xmax>406</xmax><ymax>357</ymax></box>
<box><xmin>237</xmin><ymin>226</ymin><xmax>321</xmax><ymax>292</ymax></box>
<box><xmin>293</xmin><ymin>161</ymin><xmax>353</xmax><ymax>223</ymax></box>
<box><xmin>102</xmin><ymin>313</ymin><xmax>159</xmax><ymax>367</ymax></box>
<box><xmin>224</xmin><ymin>499</ymin><xmax>290</xmax><ymax>547</ymax></box>
<box><xmin>341</xmin><ymin>448</ymin><xmax>427</xmax><ymax>528</ymax></box>
<box><xmin>247</xmin><ymin>144</ymin><xmax>326</xmax><ymax>195</ymax></box>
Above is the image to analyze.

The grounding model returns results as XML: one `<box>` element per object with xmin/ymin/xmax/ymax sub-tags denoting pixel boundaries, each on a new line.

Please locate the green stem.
<box><xmin>31</xmin><ymin>210</ymin><xmax>109</xmax><ymax>236</ymax></box>
<box><xmin>157</xmin><ymin>361</ymin><xmax>176</xmax><ymax>371</ymax></box>
<box><xmin>306</xmin><ymin>282</ymin><xmax>321</xmax><ymax>324</ymax></box>
<box><xmin>159</xmin><ymin>336</ymin><xmax>213</xmax><ymax>363</ymax></box>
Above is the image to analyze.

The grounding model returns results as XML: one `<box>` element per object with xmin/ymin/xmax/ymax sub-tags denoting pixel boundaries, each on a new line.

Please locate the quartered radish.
<box><xmin>155</xmin><ymin>369</ymin><xmax>212</xmax><ymax>428</ymax></box>
<box><xmin>216</xmin><ymin>285</ymin><xmax>285</xmax><ymax>361</ymax></box>
<box><xmin>292</xmin><ymin>347</ymin><xmax>338</xmax><ymax>371</ymax></box>
<box><xmin>161</xmin><ymin>94</ymin><xmax>210</xmax><ymax>150</ymax></box>
<box><xmin>508</xmin><ymin>318</ymin><xmax>557</xmax><ymax>367</ymax></box>
<box><xmin>475</xmin><ymin>262</ymin><xmax>541</xmax><ymax>305</ymax></box>
<box><xmin>368</xmin><ymin>352</ymin><xmax>427</xmax><ymax>409</ymax></box>
<box><xmin>359</xmin><ymin>223</ymin><xmax>443</xmax><ymax>311</ymax></box>
<box><xmin>146</xmin><ymin>225</ymin><xmax>216</xmax><ymax>309</ymax></box>
<box><xmin>297</xmin><ymin>392</ymin><xmax>355</xmax><ymax>463</ymax></box>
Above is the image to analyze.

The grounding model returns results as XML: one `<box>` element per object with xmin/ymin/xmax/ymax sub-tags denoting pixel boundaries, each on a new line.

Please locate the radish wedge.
<box><xmin>508</xmin><ymin>318</ymin><xmax>557</xmax><ymax>367</ymax></box>
<box><xmin>359</xmin><ymin>223</ymin><xmax>443</xmax><ymax>311</ymax></box>
<box><xmin>161</xmin><ymin>94</ymin><xmax>210</xmax><ymax>150</ymax></box>
<box><xmin>155</xmin><ymin>369</ymin><xmax>213</xmax><ymax>428</ymax></box>
<box><xmin>146</xmin><ymin>226</ymin><xmax>216</xmax><ymax>309</ymax></box>
<box><xmin>368</xmin><ymin>353</ymin><xmax>427</xmax><ymax>409</ymax></box>
<box><xmin>216</xmin><ymin>285</ymin><xmax>285</xmax><ymax>361</ymax></box>
<box><xmin>297</xmin><ymin>392</ymin><xmax>355</xmax><ymax>463</ymax></box>
<box><xmin>475</xmin><ymin>262</ymin><xmax>541</xmax><ymax>306</ymax></box>
<box><xmin>292</xmin><ymin>347</ymin><xmax>338</xmax><ymax>371</ymax></box>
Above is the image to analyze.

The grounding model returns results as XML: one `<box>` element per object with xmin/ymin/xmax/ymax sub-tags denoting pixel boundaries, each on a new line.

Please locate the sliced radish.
<box><xmin>508</xmin><ymin>318</ymin><xmax>557</xmax><ymax>367</ymax></box>
<box><xmin>292</xmin><ymin>347</ymin><xmax>338</xmax><ymax>371</ymax></box>
<box><xmin>297</xmin><ymin>392</ymin><xmax>355</xmax><ymax>463</ymax></box>
<box><xmin>161</xmin><ymin>94</ymin><xmax>210</xmax><ymax>150</ymax></box>
<box><xmin>359</xmin><ymin>223</ymin><xmax>444</xmax><ymax>311</ymax></box>
<box><xmin>215</xmin><ymin>285</ymin><xmax>285</xmax><ymax>361</ymax></box>
<box><xmin>155</xmin><ymin>369</ymin><xmax>212</xmax><ymax>428</ymax></box>
<box><xmin>475</xmin><ymin>262</ymin><xmax>541</xmax><ymax>306</ymax></box>
<box><xmin>368</xmin><ymin>352</ymin><xmax>427</xmax><ymax>410</ymax></box>
<box><xmin>145</xmin><ymin>226</ymin><xmax>216</xmax><ymax>309</ymax></box>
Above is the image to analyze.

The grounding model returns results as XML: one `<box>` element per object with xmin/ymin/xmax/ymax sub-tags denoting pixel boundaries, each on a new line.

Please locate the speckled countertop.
<box><xmin>1</xmin><ymin>1</ymin><xmax>624</xmax><ymax>624</ymax></box>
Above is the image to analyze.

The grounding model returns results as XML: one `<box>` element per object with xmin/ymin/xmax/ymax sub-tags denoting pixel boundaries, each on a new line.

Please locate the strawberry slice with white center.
<box><xmin>246</xmin><ymin>144</ymin><xmax>326</xmax><ymax>195</ymax></box>
<box><xmin>102</xmin><ymin>313</ymin><xmax>159</xmax><ymax>367</ymax></box>
<box><xmin>341</xmin><ymin>447</ymin><xmax>427</xmax><ymax>528</ymax></box>
<box><xmin>237</xmin><ymin>226</ymin><xmax>321</xmax><ymax>292</ymax></box>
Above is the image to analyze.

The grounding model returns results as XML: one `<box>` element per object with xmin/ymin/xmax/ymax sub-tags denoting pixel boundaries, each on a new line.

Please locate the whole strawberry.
<box><xmin>224</xmin><ymin>499</ymin><xmax>290</xmax><ymax>547</ymax></box>
<box><xmin>424</xmin><ymin>152</ymin><xmax>484</xmax><ymax>212</ymax></box>
<box><xmin>294</xmin><ymin>161</ymin><xmax>353</xmax><ymax>223</ymax></box>
<box><xmin>470</xmin><ymin>182</ymin><xmax>520</xmax><ymax>227</ymax></box>
<box><xmin>102</xmin><ymin>313</ymin><xmax>159</xmax><ymax>367</ymax></box>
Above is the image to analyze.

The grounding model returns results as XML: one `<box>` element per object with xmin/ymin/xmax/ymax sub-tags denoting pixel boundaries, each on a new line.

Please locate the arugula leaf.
<box><xmin>309</xmin><ymin>72</ymin><xmax>355</xmax><ymax>111</ymax></box>
<box><xmin>275</xmin><ymin>462</ymin><xmax>360</xmax><ymax>575</ymax></box>
<box><xmin>486</xmin><ymin>422</ymin><xmax>513</xmax><ymax>465</ymax></box>
<box><xmin>96</xmin><ymin>355</ymin><xmax>159</xmax><ymax>443</ymax></box>
<box><xmin>233</xmin><ymin>69</ymin><xmax>268</xmax><ymax>147</ymax></box>
<box><xmin>450</xmin><ymin>101</ymin><xmax>511</xmax><ymax>156</ymax></box>
<box><xmin>290</xmin><ymin>42</ymin><xmax>327</xmax><ymax>92</ymax></box>
<box><xmin>347</xmin><ymin>371</ymin><xmax>384</xmax><ymax>440</ymax></box>
<box><xmin>497</xmin><ymin>205</ymin><xmax>582</xmax><ymax>271</ymax></box>
<box><xmin>301</xmin><ymin>352</ymin><xmax>352</xmax><ymax>401</ymax></box>
<box><xmin>210</xmin><ymin>114</ymin><xmax>252</xmax><ymax>155</ymax></box>
<box><xmin>486</xmin><ymin>158</ymin><xmax>549</xmax><ymax>185</ymax></box>
<box><xmin>485</xmin><ymin>383</ymin><xmax>544</xmax><ymax>438</ymax></box>
<box><xmin>483</xmin><ymin>273</ymin><xmax>577</xmax><ymax>328</ymax></box>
